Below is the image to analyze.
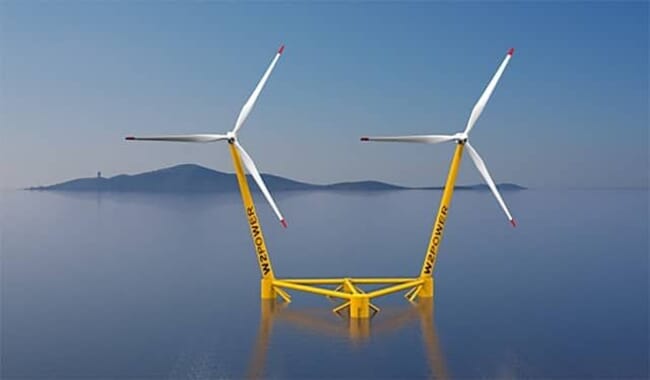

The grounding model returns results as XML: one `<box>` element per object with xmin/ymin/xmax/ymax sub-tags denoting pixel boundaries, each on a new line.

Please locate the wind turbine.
<box><xmin>126</xmin><ymin>45</ymin><xmax>287</xmax><ymax>228</ymax></box>
<box><xmin>362</xmin><ymin>48</ymin><xmax>517</xmax><ymax>228</ymax></box>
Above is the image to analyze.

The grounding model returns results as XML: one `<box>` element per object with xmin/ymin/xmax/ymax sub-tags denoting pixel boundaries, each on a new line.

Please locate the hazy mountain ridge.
<box><xmin>28</xmin><ymin>164</ymin><xmax>527</xmax><ymax>193</ymax></box>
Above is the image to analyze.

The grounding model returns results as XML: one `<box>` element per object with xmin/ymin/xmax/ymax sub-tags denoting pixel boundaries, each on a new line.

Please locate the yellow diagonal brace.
<box><xmin>326</xmin><ymin>284</ymin><xmax>345</xmax><ymax>299</ymax></box>
<box><xmin>343</xmin><ymin>278</ymin><xmax>358</xmax><ymax>294</ymax></box>
<box><xmin>333</xmin><ymin>301</ymin><xmax>351</xmax><ymax>314</ymax></box>
<box><xmin>405</xmin><ymin>286</ymin><xmax>418</xmax><ymax>300</ymax></box>
<box><xmin>273</xmin><ymin>280</ymin><xmax>351</xmax><ymax>299</ymax></box>
<box><xmin>274</xmin><ymin>287</ymin><xmax>292</xmax><ymax>303</ymax></box>
<box><xmin>407</xmin><ymin>286</ymin><xmax>422</xmax><ymax>302</ymax></box>
<box><xmin>366</xmin><ymin>280</ymin><xmax>424</xmax><ymax>298</ymax></box>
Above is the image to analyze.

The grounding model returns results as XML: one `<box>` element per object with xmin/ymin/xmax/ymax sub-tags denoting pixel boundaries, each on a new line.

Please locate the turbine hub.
<box><xmin>226</xmin><ymin>131</ymin><xmax>236</xmax><ymax>144</ymax></box>
<box><xmin>453</xmin><ymin>133</ymin><xmax>468</xmax><ymax>143</ymax></box>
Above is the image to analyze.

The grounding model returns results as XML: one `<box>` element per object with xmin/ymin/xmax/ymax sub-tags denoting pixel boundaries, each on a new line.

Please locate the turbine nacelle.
<box><xmin>452</xmin><ymin>133</ymin><xmax>468</xmax><ymax>143</ymax></box>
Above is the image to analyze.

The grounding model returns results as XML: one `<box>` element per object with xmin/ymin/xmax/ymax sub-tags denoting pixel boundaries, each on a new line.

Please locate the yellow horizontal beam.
<box><xmin>349</xmin><ymin>278</ymin><xmax>417</xmax><ymax>284</ymax></box>
<box><xmin>366</xmin><ymin>280</ymin><xmax>424</xmax><ymax>298</ymax></box>
<box><xmin>273</xmin><ymin>280</ymin><xmax>351</xmax><ymax>300</ymax></box>
<box><xmin>279</xmin><ymin>278</ymin><xmax>346</xmax><ymax>285</ymax></box>
<box><xmin>278</xmin><ymin>277</ymin><xmax>417</xmax><ymax>285</ymax></box>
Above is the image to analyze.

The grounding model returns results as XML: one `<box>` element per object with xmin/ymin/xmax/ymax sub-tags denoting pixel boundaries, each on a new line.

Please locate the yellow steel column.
<box><xmin>419</xmin><ymin>142</ymin><xmax>465</xmax><ymax>294</ymax></box>
<box><xmin>349</xmin><ymin>295</ymin><xmax>370</xmax><ymax>319</ymax></box>
<box><xmin>228</xmin><ymin>143</ymin><xmax>276</xmax><ymax>299</ymax></box>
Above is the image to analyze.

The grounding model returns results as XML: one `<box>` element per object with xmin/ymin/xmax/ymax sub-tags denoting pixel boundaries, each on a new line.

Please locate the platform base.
<box><xmin>264</xmin><ymin>276</ymin><xmax>434</xmax><ymax>319</ymax></box>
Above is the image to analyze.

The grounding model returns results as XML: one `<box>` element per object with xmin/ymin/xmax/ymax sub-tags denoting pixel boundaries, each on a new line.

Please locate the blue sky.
<box><xmin>1</xmin><ymin>2</ymin><xmax>647</xmax><ymax>189</ymax></box>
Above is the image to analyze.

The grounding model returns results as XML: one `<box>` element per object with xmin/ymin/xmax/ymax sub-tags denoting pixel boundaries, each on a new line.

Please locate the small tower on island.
<box><xmin>97</xmin><ymin>171</ymin><xmax>102</xmax><ymax>179</ymax></box>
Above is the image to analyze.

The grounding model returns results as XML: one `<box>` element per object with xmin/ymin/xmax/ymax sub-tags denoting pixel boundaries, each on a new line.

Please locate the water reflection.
<box><xmin>247</xmin><ymin>298</ymin><xmax>448</xmax><ymax>379</ymax></box>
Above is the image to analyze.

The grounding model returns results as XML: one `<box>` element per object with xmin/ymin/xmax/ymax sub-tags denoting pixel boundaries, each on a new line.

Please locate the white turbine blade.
<box><xmin>465</xmin><ymin>142</ymin><xmax>516</xmax><ymax>227</ymax></box>
<box><xmin>234</xmin><ymin>141</ymin><xmax>287</xmax><ymax>228</ymax></box>
<box><xmin>463</xmin><ymin>48</ymin><xmax>514</xmax><ymax>135</ymax></box>
<box><xmin>360</xmin><ymin>135</ymin><xmax>456</xmax><ymax>144</ymax></box>
<box><xmin>125</xmin><ymin>134</ymin><xmax>228</xmax><ymax>143</ymax></box>
<box><xmin>233</xmin><ymin>45</ymin><xmax>284</xmax><ymax>133</ymax></box>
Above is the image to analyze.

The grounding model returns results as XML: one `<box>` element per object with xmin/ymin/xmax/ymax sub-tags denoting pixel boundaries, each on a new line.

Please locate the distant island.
<box><xmin>27</xmin><ymin>164</ymin><xmax>526</xmax><ymax>193</ymax></box>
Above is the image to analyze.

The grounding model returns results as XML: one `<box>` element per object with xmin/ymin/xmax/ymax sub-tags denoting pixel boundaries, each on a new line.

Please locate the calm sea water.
<box><xmin>1</xmin><ymin>189</ymin><xmax>647</xmax><ymax>379</ymax></box>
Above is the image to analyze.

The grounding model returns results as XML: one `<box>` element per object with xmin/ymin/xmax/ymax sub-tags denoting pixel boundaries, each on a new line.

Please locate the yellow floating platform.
<box><xmin>229</xmin><ymin>141</ymin><xmax>464</xmax><ymax>319</ymax></box>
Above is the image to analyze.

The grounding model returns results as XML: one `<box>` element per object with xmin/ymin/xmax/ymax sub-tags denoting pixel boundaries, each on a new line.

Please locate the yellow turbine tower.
<box><xmin>361</xmin><ymin>48</ymin><xmax>517</xmax><ymax>300</ymax></box>
<box><xmin>126</xmin><ymin>45</ymin><xmax>288</xmax><ymax>299</ymax></box>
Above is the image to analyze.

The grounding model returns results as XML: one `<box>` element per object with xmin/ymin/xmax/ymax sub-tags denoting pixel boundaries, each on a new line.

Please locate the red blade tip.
<box><xmin>507</xmin><ymin>48</ymin><xmax>515</xmax><ymax>56</ymax></box>
<box><xmin>125</xmin><ymin>136</ymin><xmax>135</xmax><ymax>140</ymax></box>
<box><xmin>280</xmin><ymin>219</ymin><xmax>288</xmax><ymax>228</ymax></box>
<box><xmin>278</xmin><ymin>45</ymin><xmax>285</xmax><ymax>55</ymax></box>
<box><xmin>510</xmin><ymin>219</ymin><xmax>517</xmax><ymax>227</ymax></box>
<box><xmin>360</xmin><ymin>137</ymin><xmax>369</xmax><ymax>141</ymax></box>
